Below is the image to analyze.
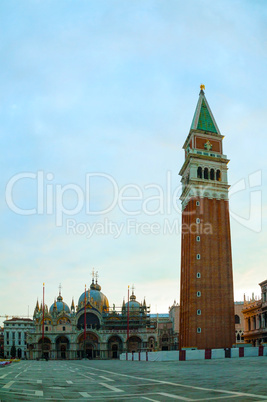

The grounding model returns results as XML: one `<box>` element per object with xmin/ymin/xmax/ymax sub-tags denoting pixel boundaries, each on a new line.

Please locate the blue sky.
<box><xmin>1</xmin><ymin>0</ymin><xmax>267</xmax><ymax>324</ymax></box>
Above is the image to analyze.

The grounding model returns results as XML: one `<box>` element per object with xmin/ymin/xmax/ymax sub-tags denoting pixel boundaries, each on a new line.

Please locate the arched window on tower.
<box><xmin>210</xmin><ymin>169</ymin><xmax>215</xmax><ymax>180</ymax></box>
<box><xmin>237</xmin><ymin>333</ymin><xmax>240</xmax><ymax>341</ymax></box>
<box><xmin>216</xmin><ymin>170</ymin><xmax>221</xmax><ymax>181</ymax></box>
<box><xmin>204</xmin><ymin>168</ymin><xmax>209</xmax><ymax>180</ymax></box>
<box><xmin>197</xmin><ymin>167</ymin><xmax>202</xmax><ymax>179</ymax></box>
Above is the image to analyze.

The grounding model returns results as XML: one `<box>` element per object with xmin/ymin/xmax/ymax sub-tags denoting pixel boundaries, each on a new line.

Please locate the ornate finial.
<box><xmin>92</xmin><ymin>268</ymin><xmax>95</xmax><ymax>283</ymax></box>
<box><xmin>200</xmin><ymin>84</ymin><xmax>205</xmax><ymax>91</ymax></box>
<box><xmin>131</xmin><ymin>284</ymin><xmax>135</xmax><ymax>295</ymax></box>
<box><xmin>95</xmin><ymin>271</ymin><xmax>99</xmax><ymax>283</ymax></box>
<box><xmin>59</xmin><ymin>283</ymin><xmax>62</xmax><ymax>296</ymax></box>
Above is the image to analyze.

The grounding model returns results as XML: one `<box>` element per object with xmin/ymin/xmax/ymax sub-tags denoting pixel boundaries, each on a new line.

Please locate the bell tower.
<box><xmin>179</xmin><ymin>85</ymin><xmax>235</xmax><ymax>350</ymax></box>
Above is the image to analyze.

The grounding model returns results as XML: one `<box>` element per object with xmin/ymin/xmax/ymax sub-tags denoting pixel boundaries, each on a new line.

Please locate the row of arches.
<box><xmin>235</xmin><ymin>331</ymin><xmax>244</xmax><ymax>342</ymax></box>
<box><xmin>34</xmin><ymin>333</ymin><xmax>156</xmax><ymax>360</ymax></box>
<box><xmin>197</xmin><ymin>167</ymin><xmax>221</xmax><ymax>181</ymax></box>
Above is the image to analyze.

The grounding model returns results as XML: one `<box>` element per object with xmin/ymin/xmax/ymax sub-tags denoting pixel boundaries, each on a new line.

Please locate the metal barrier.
<box><xmin>205</xmin><ymin>349</ymin><xmax>212</xmax><ymax>359</ymax></box>
<box><xmin>225</xmin><ymin>348</ymin><xmax>231</xmax><ymax>358</ymax></box>
<box><xmin>179</xmin><ymin>350</ymin><xmax>186</xmax><ymax>361</ymax></box>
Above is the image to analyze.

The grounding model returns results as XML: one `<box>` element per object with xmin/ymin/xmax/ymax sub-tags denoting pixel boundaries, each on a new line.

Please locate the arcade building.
<box><xmin>243</xmin><ymin>279</ymin><xmax>267</xmax><ymax>346</ymax></box>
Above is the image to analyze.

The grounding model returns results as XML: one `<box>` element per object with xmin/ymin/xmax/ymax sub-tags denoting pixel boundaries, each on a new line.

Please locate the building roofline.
<box><xmin>4</xmin><ymin>318</ymin><xmax>33</xmax><ymax>322</ymax></box>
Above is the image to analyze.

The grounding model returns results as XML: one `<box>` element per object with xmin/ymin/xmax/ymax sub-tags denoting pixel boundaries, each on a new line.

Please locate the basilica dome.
<box><xmin>49</xmin><ymin>294</ymin><xmax>70</xmax><ymax>314</ymax></box>
<box><xmin>78</xmin><ymin>280</ymin><xmax>109</xmax><ymax>312</ymax></box>
<box><xmin>125</xmin><ymin>292</ymin><xmax>141</xmax><ymax>311</ymax></box>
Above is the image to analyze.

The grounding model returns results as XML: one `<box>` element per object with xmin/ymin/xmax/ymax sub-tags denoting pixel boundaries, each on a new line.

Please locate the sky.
<box><xmin>1</xmin><ymin>0</ymin><xmax>267</xmax><ymax>325</ymax></box>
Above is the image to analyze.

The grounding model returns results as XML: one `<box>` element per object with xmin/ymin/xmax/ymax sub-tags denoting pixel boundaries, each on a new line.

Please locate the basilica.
<box><xmin>27</xmin><ymin>274</ymin><xmax>177</xmax><ymax>360</ymax></box>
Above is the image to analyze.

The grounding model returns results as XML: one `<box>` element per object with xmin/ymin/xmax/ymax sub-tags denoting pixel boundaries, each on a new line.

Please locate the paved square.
<box><xmin>0</xmin><ymin>357</ymin><xmax>266</xmax><ymax>400</ymax></box>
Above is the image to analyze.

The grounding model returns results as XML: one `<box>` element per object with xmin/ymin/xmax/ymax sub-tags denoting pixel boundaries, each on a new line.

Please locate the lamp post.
<box><xmin>127</xmin><ymin>285</ymin><xmax>129</xmax><ymax>352</ymax></box>
<box><xmin>42</xmin><ymin>283</ymin><xmax>45</xmax><ymax>359</ymax></box>
<box><xmin>84</xmin><ymin>284</ymin><xmax>86</xmax><ymax>358</ymax></box>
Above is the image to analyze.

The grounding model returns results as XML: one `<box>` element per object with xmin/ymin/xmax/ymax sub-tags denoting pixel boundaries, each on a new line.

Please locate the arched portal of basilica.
<box><xmin>56</xmin><ymin>336</ymin><xmax>70</xmax><ymax>359</ymax></box>
<box><xmin>77</xmin><ymin>332</ymin><xmax>99</xmax><ymax>359</ymax></box>
<box><xmin>107</xmin><ymin>335</ymin><xmax>123</xmax><ymax>359</ymax></box>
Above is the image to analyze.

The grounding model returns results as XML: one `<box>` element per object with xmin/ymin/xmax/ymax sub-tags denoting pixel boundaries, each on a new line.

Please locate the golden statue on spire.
<box><xmin>200</xmin><ymin>84</ymin><xmax>205</xmax><ymax>91</ymax></box>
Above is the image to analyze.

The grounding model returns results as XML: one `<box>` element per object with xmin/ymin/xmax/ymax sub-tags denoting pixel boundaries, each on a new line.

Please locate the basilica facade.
<box><xmin>27</xmin><ymin>277</ymin><xmax>169</xmax><ymax>360</ymax></box>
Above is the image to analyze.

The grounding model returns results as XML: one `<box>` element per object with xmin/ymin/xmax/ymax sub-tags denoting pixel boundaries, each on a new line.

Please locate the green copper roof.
<box><xmin>190</xmin><ymin>90</ymin><xmax>220</xmax><ymax>135</ymax></box>
<box><xmin>197</xmin><ymin>99</ymin><xmax>217</xmax><ymax>133</ymax></box>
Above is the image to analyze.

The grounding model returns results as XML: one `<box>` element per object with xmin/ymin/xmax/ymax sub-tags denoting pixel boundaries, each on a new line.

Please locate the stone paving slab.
<box><xmin>0</xmin><ymin>357</ymin><xmax>266</xmax><ymax>401</ymax></box>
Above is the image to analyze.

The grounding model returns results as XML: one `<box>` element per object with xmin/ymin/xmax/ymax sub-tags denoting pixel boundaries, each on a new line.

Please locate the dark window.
<box><xmin>204</xmin><ymin>168</ymin><xmax>209</xmax><ymax>179</ymax></box>
<box><xmin>45</xmin><ymin>326</ymin><xmax>48</xmax><ymax>331</ymax></box>
<box><xmin>197</xmin><ymin>167</ymin><xmax>202</xmax><ymax>179</ymax></box>
<box><xmin>216</xmin><ymin>170</ymin><xmax>221</xmax><ymax>181</ymax></box>
<box><xmin>210</xmin><ymin>169</ymin><xmax>215</xmax><ymax>180</ymax></box>
<box><xmin>235</xmin><ymin>315</ymin><xmax>240</xmax><ymax>324</ymax></box>
<box><xmin>63</xmin><ymin>326</ymin><xmax>65</xmax><ymax>331</ymax></box>
<box><xmin>237</xmin><ymin>333</ymin><xmax>240</xmax><ymax>341</ymax></box>
<box><xmin>253</xmin><ymin>316</ymin><xmax>256</xmax><ymax>329</ymax></box>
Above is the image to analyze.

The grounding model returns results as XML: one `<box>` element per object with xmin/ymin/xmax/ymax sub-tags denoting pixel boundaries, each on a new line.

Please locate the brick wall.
<box><xmin>180</xmin><ymin>197</ymin><xmax>235</xmax><ymax>349</ymax></box>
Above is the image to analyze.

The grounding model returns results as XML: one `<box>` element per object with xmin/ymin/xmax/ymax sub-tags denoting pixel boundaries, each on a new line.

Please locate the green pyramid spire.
<box><xmin>190</xmin><ymin>87</ymin><xmax>220</xmax><ymax>135</ymax></box>
<box><xmin>197</xmin><ymin>99</ymin><xmax>217</xmax><ymax>133</ymax></box>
